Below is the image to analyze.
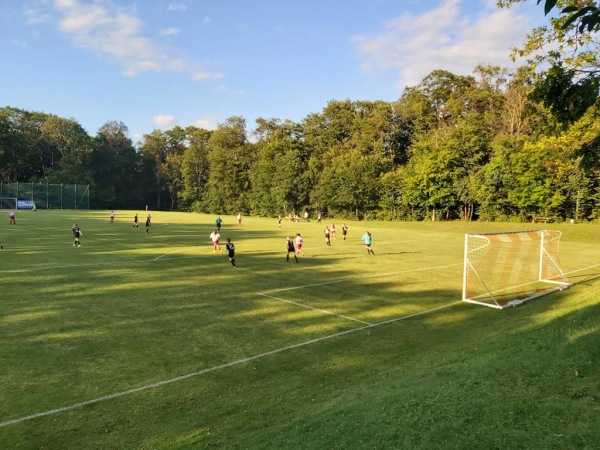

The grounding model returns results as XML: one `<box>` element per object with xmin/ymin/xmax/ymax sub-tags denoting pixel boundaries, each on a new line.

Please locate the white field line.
<box><xmin>260</xmin><ymin>263</ymin><xmax>463</xmax><ymax>294</ymax></box>
<box><xmin>0</xmin><ymin>300</ymin><xmax>460</xmax><ymax>429</ymax></box>
<box><xmin>257</xmin><ymin>292</ymin><xmax>372</xmax><ymax>325</ymax></box>
<box><xmin>153</xmin><ymin>250</ymin><xmax>183</xmax><ymax>261</ymax></box>
<box><xmin>564</xmin><ymin>262</ymin><xmax>600</xmax><ymax>276</ymax></box>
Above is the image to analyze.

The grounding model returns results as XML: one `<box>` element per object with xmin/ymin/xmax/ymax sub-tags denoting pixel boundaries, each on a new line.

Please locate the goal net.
<box><xmin>462</xmin><ymin>230</ymin><xmax>571</xmax><ymax>309</ymax></box>
<box><xmin>0</xmin><ymin>197</ymin><xmax>17</xmax><ymax>209</ymax></box>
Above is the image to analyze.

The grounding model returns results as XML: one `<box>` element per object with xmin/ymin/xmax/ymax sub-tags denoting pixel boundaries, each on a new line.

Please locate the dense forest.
<box><xmin>1</xmin><ymin>0</ymin><xmax>599</xmax><ymax>221</ymax></box>
<box><xmin>1</xmin><ymin>64</ymin><xmax>599</xmax><ymax>221</ymax></box>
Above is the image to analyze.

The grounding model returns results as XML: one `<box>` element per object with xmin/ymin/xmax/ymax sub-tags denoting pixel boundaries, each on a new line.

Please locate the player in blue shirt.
<box><xmin>361</xmin><ymin>231</ymin><xmax>375</xmax><ymax>255</ymax></box>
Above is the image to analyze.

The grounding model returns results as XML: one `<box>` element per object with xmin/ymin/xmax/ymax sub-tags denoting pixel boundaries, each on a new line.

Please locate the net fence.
<box><xmin>0</xmin><ymin>182</ymin><xmax>89</xmax><ymax>210</ymax></box>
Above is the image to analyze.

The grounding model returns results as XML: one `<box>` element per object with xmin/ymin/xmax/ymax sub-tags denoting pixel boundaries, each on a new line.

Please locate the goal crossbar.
<box><xmin>462</xmin><ymin>229</ymin><xmax>571</xmax><ymax>309</ymax></box>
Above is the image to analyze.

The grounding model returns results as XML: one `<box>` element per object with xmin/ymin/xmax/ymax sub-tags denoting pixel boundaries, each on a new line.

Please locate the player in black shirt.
<box><xmin>72</xmin><ymin>224</ymin><xmax>82</xmax><ymax>247</ymax></box>
<box><xmin>286</xmin><ymin>236</ymin><xmax>298</xmax><ymax>262</ymax></box>
<box><xmin>225</xmin><ymin>238</ymin><xmax>237</xmax><ymax>267</ymax></box>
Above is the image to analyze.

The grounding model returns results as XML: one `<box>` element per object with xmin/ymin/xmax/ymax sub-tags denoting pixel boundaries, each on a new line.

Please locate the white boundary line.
<box><xmin>0</xmin><ymin>301</ymin><xmax>461</xmax><ymax>428</ymax></box>
<box><xmin>257</xmin><ymin>292</ymin><xmax>372</xmax><ymax>325</ymax></box>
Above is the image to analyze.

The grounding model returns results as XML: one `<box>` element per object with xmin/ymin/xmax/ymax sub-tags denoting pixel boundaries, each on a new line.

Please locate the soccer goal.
<box><xmin>462</xmin><ymin>230</ymin><xmax>571</xmax><ymax>309</ymax></box>
<box><xmin>0</xmin><ymin>197</ymin><xmax>17</xmax><ymax>209</ymax></box>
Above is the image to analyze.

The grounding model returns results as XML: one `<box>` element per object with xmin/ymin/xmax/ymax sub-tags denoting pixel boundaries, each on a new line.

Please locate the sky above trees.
<box><xmin>0</xmin><ymin>0</ymin><xmax>544</xmax><ymax>141</ymax></box>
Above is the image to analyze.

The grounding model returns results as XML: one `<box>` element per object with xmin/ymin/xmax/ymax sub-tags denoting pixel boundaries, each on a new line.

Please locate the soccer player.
<box><xmin>361</xmin><ymin>231</ymin><xmax>375</xmax><ymax>255</ymax></box>
<box><xmin>277</xmin><ymin>215</ymin><xmax>282</xmax><ymax>229</ymax></box>
<box><xmin>8</xmin><ymin>209</ymin><xmax>15</xmax><ymax>224</ymax></box>
<box><xmin>295</xmin><ymin>233</ymin><xmax>304</xmax><ymax>256</ymax></box>
<box><xmin>133</xmin><ymin>213</ymin><xmax>139</xmax><ymax>229</ymax></box>
<box><xmin>72</xmin><ymin>224</ymin><xmax>82</xmax><ymax>247</ymax></box>
<box><xmin>237</xmin><ymin>213</ymin><xmax>242</xmax><ymax>226</ymax></box>
<box><xmin>225</xmin><ymin>238</ymin><xmax>238</xmax><ymax>267</ymax></box>
<box><xmin>331</xmin><ymin>224</ymin><xmax>336</xmax><ymax>240</ymax></box>
<box><xmin>210</xmin><ymin>229</ymin><xmax>221</xmax><ymax>253</ymax></box>
<box><xmin>324</xmin><ymin>226</ymin><xmax>331</xmax><ymax>246</ymax></box>
<box><xmin>109</xmin><ymin>211</ymin><xmax>115</xmax><ymax>223</ymax></box>
<box><xmin>216</xmin><ymin>216</ymin><xmax>222</xmax><ymax>232</ymax></box>
<box><xmin>145</xmin><ymin>215</ymin><xmax>151</xmax><ymax>233</ymax></box>
<box><xmin>342</xmin><ymin>224</ymin><xmax>348</xmax><ymax>240</ymax></box>
<box><xmin>286</xmin><ymin>236</ymin><xmax>298</xmax><ymax>262</ymax></box>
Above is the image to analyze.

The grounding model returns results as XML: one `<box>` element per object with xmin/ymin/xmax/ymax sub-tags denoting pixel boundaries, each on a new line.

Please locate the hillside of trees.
<box><xmin>1</xmin><ymin>63</ymin><xmax>599</xmax><ymax>221</ymax></box>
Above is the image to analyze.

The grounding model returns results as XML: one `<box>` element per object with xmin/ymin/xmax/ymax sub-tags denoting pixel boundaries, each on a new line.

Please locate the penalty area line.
<box><xmin>257</xmin><ymin>292</ymin><xmax>372</xmax><ymax>325</ymax></box>
<box><xmin>153</xmin><ymin>249</ymin><xmax>184</xmax><ymax>261</ymax></box>
<box><xmin>0</xmin><ymin>301</ymin><xmax>461</xmax><ymax>429</ymax></box>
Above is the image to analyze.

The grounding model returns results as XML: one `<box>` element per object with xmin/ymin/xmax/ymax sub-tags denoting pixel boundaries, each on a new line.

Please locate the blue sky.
<box><xmin>0</xmin><ymin>0</ymin><xmax>544</xmax><ymax>142</ymax></box>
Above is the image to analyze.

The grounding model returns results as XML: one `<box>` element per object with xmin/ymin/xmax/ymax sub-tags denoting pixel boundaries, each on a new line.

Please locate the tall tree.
<box><xmin>92</xmin><ymin>121</ymin><xmax>137</xmax><ymax>208</ymax></box>
<box><xmin>204</xmin><ymin>117</ymin><xmax>255</xmax><ymax>214</ymax></box>
<box><xmin>250</xmin><ymin>118</ymin><xmax>308</xmax><ymax>216</ymax></box>
<box><xmin>40</xmin><ymin>116</ymin><xmax>94</xmax><ymax>184</ymax></box>
<box><xmin>498</xmin><ymin>0</ymin><xmax>600</xmax><ymax>124</ymax></box>
<box><xmin>179</xmin><ymin>127</ymin><xmax>212</xmax><ymax>211</ymax></box>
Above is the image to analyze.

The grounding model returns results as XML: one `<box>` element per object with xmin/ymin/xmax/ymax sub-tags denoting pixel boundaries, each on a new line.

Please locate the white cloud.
<box><xmin>160</xmin><ymin>27</ymin><xmax>180</xmax><ymax>36</ymax></box>
<box><xmin>193</xmin><ymin>115</ymin><xmax>218</xmax><ymax>130</ymax></box>
<box><xmin>352</xmin><ymin>0</ymin><xmax>532</xmax><ymax>90</ymax></box>
<box><xmin>168</xmin><ymin>3</ymin><xmax>187</xmax><ymax>12</ymax></box>
<box><xmin>12</xmin><ymin>38</ymin><xmax>28</xmax><ymax>47</ymax></box>
<box><xmin>24</xmin><ymin>7</ymin><xmax>52</xmax><ymax>24</ymax></box>
<box><xmin>153</xmin><ymin>115</ymin><xmax>176</xmax><ymax>127</ymax></box>
<box><xmin>27</xmin><ymin>0</ymin><xmax>220</xmax><ymax>80</ymax></box>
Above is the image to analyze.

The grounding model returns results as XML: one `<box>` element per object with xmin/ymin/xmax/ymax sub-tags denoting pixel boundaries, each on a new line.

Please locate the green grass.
<box><xmin>1</xmin><ymin>210</ymin><xmax>599</xmax><ymax>449</ymax></box>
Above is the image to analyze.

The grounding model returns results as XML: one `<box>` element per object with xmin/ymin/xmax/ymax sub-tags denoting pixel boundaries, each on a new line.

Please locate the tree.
<box><xmin>138</xmin><ymin>130</ymin><xmax>169</xmax><ymax>210</ymax></box>
<box><xmin>498</xmin><ymin>0</ymin><xmax>600</xmax><ymax>124</ymax></box>
<box><xmin>162</xmin><ymin>126</ymin><xmax>188</xmax><ymax>211</ymax></box>
<box><xmin>92</xmin><ymin>121</ymin><xmax>138</xmax><ymax>208</ymax></box>
<box><xmin>40</xmin><ymin>116</ymin><xmax>94</xmax><ymax>184</ymax></box>
<box><xmin>538</xmin><ymin>0</ymin><xmax>600</xmax><ymax>32</ymax></box>
<box><xmin>0</xmin><ymin>107</ymin><xmax>50</xmax><ymax>182</ymax></box>
<box><xmin>204</xmin><ymin>117</ymin><xmax>255</xmax><ymax>214</ymax></box>
<box><xmin>250</xmin><ymin>118</ymin><xmax>308</xmax><ymax>216</ymax></box>
<box><xmin>179</xmin><ymin>127</ymin><xmax>212</xmax><ymax>211</ymax></box>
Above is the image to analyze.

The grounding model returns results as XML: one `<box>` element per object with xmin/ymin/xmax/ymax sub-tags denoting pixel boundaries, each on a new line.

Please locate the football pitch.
<box><xmin>1</xmin><ymin>210</ymin><xmax>599</xmax><ymax>449</ymax></box>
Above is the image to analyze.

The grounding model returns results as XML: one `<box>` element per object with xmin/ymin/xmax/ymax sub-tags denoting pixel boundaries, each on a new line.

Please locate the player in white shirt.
<box><xmin>210</xmin><ymin>229</ymin><xmax>221</xmax><ymax>253</ymax></box>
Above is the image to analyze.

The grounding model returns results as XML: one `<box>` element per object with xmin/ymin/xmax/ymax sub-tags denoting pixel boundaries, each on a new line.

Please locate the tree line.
<box><xmin>1</xmin><ymin>0</ymin><xmax>599</xmax><ymax>221</ymax></box>
<box><xmin>1</xmin><ymin>62</ymin><xmax>598</xmax><ymax>221</ymax></box>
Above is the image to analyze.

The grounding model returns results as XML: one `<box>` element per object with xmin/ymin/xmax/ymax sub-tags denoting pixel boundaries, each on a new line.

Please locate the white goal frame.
<box><xmin>462</xmin><ymin>229</ymin><xmax>571</xmax><ymax>309</ymax></box>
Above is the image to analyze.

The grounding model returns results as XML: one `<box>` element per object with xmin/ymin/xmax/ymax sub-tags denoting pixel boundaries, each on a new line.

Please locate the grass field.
<box><xmin>1</xmin><ymin>210</ymin><xmax>599</xmax><ymax>449</ymax></box>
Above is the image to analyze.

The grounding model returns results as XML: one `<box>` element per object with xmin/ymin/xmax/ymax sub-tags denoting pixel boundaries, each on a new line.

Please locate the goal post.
<box><xmin>462</xmin><ymin>229</ymin><xmax>571</xmax><ymax>309</ymax></box>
